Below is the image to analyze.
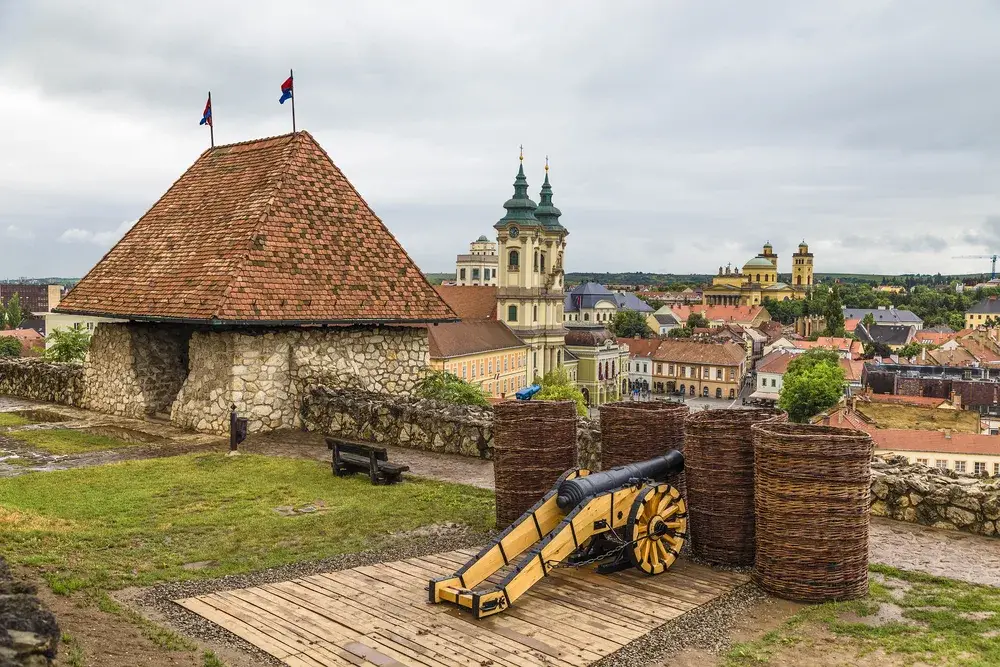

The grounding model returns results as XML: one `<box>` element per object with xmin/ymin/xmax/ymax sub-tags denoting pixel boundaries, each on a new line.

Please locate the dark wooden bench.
<box><xmin>325</xmin><ymin>437</ymin><xmax>409</xmax><ymax>485</ymax></box>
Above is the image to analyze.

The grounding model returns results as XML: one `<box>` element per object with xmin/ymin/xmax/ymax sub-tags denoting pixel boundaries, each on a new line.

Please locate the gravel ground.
<box><xmin>116</xmin><ymin>527</ymin><xmax>494</xmax><ymax>667</ymax></box>
<box><xmin>594</xmin><ymin>581</ymin><xmax>766</xmax><ymax>667</ymax></box>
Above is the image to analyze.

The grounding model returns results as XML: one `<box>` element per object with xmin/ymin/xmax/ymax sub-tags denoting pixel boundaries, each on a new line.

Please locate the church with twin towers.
<box><xmin>453</xmin><ymin>151</ymin><xmax>569</xmax><ymax>382</ymax></box>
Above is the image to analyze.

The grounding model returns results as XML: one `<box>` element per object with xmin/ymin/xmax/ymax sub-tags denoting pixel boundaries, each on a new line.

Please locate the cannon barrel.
<box><xmin>556</xmin><ymin>451</ymin><xmax>684</xmax><ymax>510</ymax></box>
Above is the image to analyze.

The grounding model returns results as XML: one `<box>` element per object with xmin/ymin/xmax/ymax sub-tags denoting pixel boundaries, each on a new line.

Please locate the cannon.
<box><xmin>429</xmin><ymin>452</ymin><xmax>687</xmax><ymax>619</ymax></box>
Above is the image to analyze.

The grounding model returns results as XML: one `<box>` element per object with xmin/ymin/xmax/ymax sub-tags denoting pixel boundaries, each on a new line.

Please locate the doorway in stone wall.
<box><xmin>131</xmin><ymin>324</ymin><xmax>195</xmax><ymax>419</ymax></box>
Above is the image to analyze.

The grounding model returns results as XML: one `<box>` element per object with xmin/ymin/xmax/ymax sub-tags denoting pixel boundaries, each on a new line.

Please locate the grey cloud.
<box><xmin>2</xmin><ymin>1</ymin><xmax>1000</xmax><ymax>278</ymax></box>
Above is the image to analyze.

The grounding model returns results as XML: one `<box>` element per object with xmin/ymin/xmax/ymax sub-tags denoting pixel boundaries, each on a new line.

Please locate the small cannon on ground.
<box><xmin>429</xmin><ymin>452</ymin><xmax>687</xmax><ymax>619</ymax></box>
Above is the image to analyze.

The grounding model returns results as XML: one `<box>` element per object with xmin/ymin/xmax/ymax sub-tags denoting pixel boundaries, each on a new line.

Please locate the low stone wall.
<box><xmin>301</xmin><ymin>385</ymin><xmax>602</xmax><ymax>467</ymax></box>
<box><xmin>0</xmin><ymin>557</ymin><xmax>59</xmax><ymax>666</ymax></box>
<box><xmin>871</xmin><ymin>456</ymin><xmax>1000</xmax><ymax>537</ymax></box>
<box><xmin>0</xmin><ymin>359</ymin><xmax>83</xmax><ymax>406</ymax></box>
<box><xmin>174</xmin><ymin>326</ymin><xmax>430</xmax><ymax>434</ymax></box>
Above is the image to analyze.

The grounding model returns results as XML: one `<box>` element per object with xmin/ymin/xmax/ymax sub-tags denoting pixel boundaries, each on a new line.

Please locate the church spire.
<box><xmin>494</xmin><ymin>148</ymin><xmax>539</xmax><ymax>229</ymax></box>
<box><xmin>534</xmin><ymin>155</ymin><xmax>564</xmax><ymax>231</ymax></box>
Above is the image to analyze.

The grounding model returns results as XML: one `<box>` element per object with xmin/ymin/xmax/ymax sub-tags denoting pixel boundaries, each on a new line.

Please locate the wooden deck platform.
<box><xmin>175</xmin><ymin>548</ymin><xmax>749</xmax><ymax>667</ymax></box>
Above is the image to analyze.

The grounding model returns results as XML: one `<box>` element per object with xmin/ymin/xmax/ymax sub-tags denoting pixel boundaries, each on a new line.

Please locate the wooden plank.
<box><xmin>176</xmin><ymin>596</ymin><xmax>297</xmax><ymax>660</ymax></box>
<box><xmin>343</xmin><ymin>641</ymin><xmax>409</xmax><ymax>667</ymax></box>
<box><xmin>309</xmin><ymin>571</ymin><xmax>549</xmax><ymax>667</ymax></box>
<box><xmin>267</xmin><ymin>581</ymin><xmax>503</xmax><ymax>667</ymax></box>
<box><xmin>202</xmin><ymin>592</ymin><xmax>317</xmax><ymax>656</ymax></box>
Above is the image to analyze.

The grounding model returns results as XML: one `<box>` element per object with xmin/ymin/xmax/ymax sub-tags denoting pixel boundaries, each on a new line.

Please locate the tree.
<box><xmin>610</xmin><ymin>310</ymin><xmax>654</xmax><ymax>339</ymax></box>
<box><xmin>778</xmin><ymin>349</ymin><xmax>846</xmax><ymax>422</ymax></box>
<box><xmin>686</xmin><ymin>313</ymin><xmax>710</xmax><ymax>329</ymax></box>
<box><xmin>0</xmin><ymin>337</ymin><xmax>21</xmax><ymax>357</ymax></box>
<box><xmin>4</xmin><ymin>293</ymin><xmax>23</xmax><ymax>330</ymax></box>
<box><xmin>535</xmin><ymin>367</ymin><xmax>586</xmax><ymax>416</ymax></box>
<box><xmin>667</xmin><ymin>326</ymin><xmax>693</xmax><ymax>338</ymax></box>
<box><xmin>861</xmin><ymin>312</ymin><xmax>876</xmax><ymax>330</ymax></box>
<box><xmin>43</xmin><ymin>328</ymin><xmax>92</xmax><ymax>363</ymax></box>
<box><xmin>895</xmin><ymin>342</ymin><xmax>925</xmax><ymax>359</ymax></box>
<box><xmin>862</xmin><ymin>341</ymin><xmax>893</xmax><ymax>359</ymax></box>
<box><xmin>416</xmin><ymin>370</ymin><xmax>490</xmax><ymax>407</ymax></box>
<box><xmin>762</xmin><ymin>297</ymin><xmax>804</xmax><ymax>325</ymax></box>
<box><xmin>823</xmin><ymin>285</ymin><xmax>845</xmax><ymax>337</ymax></box>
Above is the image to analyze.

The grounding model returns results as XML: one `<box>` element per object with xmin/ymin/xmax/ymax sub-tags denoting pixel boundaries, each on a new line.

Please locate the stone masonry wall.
<box><xmin>0</xmin><ymin>359</ymin><xmax>83</xmax><ymax>406</ymax></box>
<box><xmin>172</xmin><ymin>326</ymin><xmax>430</xmax><ymax>434</ymax></box>
<box><xmin>0</xmin><ymin>556</ymin><xmax>59</xmax><ymax>666</ymax></box>
<box><xmin>301</xmin><ymin>385</ymin><xmax>602</xmax><ymax>467</ymax></box>
<box><xmin>871</xmin><ymin>455</ymin><xmax>1000</xmax><ymax>537</ymax></box>
<box><xmin>82</xmin><ymin>323</ymin><xmax>191</xmax><ymax>419</ymax></box>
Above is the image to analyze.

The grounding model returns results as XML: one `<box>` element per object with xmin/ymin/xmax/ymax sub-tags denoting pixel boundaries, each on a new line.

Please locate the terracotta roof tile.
<box><xmin>867</xmin><ymin>394</ymin><xmax>948</xmax><ymax>408</ymax></box>
<box><xmin>0</xmin><ymin>329</ymin><xmax>44</xmax><ymax>347</ymax></box>
<box><xmin>652</xmin><ymin>339</ymin><xmax>745</xmax><ymax>366</ymax></box>
<box><xmin>427</xmin><ymin>321</ymin><xmax>525</xmax><ymax>359</ymax></box>
<box><xmin>622</xmin><ymin>337</ymin><xmax>661</xmax><ymax>358</ymax></box>
<box><xmin>56</xmin><ymin>132</ymin><xmax>455</xmax><ymax>324</ymax></box>
<box><xmin>433</xmin><ymin>286</ymin><xmax>498</xmax><ymax>321</ymax></box>
<box><xmin>669</xmin><ymin>304</ymin><xmax>765</xmax><ymax>324</ymax></box>
<box><xmin>871</xmin><ymin>429</ymin><xmax>1000</xmax><ymax>457</ymax></box>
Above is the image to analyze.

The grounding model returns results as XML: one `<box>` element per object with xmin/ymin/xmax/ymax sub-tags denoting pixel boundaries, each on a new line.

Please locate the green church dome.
<box><xmin>494</xmin><ymin>160</ymin><xmax>539</xmax><ymax>230</ymax></box>
<box><xmin>743</xmin><ymin>257</ymin><xmax>775</xmax><ymax>269</ymax></box>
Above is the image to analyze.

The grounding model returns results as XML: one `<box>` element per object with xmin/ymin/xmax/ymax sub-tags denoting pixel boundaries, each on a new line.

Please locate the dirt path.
<box><xmin>242</xmin><ymin>429</ymin><xmax>496</xmax><ymax>489</ymax></box>
<box><xmin>869</xmin><ymin>516</ymin><xmax>1000</xmax><ymax>587</ymax></box>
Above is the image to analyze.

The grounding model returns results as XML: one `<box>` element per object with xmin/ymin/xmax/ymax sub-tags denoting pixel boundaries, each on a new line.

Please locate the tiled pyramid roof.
<box><xmin>56</xmin><ymin>132</ymin><xmax>455</xmax><ymax>324</ymax></box>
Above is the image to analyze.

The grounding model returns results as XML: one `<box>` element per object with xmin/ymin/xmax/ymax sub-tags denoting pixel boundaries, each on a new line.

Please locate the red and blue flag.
<box><xmin>279</xmin><ymin>76</ymin><xmax>293</xmax><ymax>104</ymax></box>
<box><xmin>199</xmin><ymin>96</ymin><xmax>212</xmax><ymax>126</ymax></box>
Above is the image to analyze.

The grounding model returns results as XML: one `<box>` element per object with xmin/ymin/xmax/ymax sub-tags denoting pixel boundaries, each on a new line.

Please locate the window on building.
<box><xmin>471</xmin><ymin>363</ymin><xmax>476</xmax><ymax>378</ymax></box>
<box><xmin>715</xmin><ymin>388</ymin><xmax>722</xmax><ymax>398</ymax></box>
<box><xmin>729</xmin><ymin>369</ymin><xmax>736</xmax><ymax>380</ymax></box>
<box><xmin>643</xmin><ymin>363</ymin><xmax>647</xmax><ymax>373</ymax></box>
<box><xmin>955</xmin><ymin>461</ymin><xmax>967</xmax><ymax>473</ymax></box>
<box><xmin>509</xmin><ymin>249</ymin><xmax>519</xmax><ymax>270</ymax></box>
<box><xmin>504</xmin><ymin>357</ymin><xmax>508</xmax><ymax>371</ymax></box>
<box><xmin>702</xmin><ymin>367</ymin><xmax>710</xmax><ymax>378</ymax></box>
<box><xmin>657</xmin><ymin>363</ymin><xmax>663</xmax><ymax>374</ymax></box>
<box><xmin>533</xmin><ymin>305</ymin><xmax>537</xmax><ymax>321</ymax></box>
<box><xmin>975</xmin><ymin>462</ymin><xmax>987</xmax><ymax>475</ymax></box>
<box><xmin>557</xmin><ymin>350</ymin><xmax>561</xmax><ymax>364</ymax></box>
<box><xmin>507</xmin><ymin>305</ymin><xmax>518</xmax><ymax>322</ymax></box>
<box><xmin>533</xmin><ymin>251</ymin><xmax>539</xmax><ymax>272</ymax></box>
<box><xmin>503</xmin><ymin>379</ymin><xmax>508</xmax><ymax>393</ymax></box>
<box><xmin>729</xmin><ymin>388</ymin><xmax>735</xmax><ymax>399</ymax></box>
<box><xmin>716</xmin><ymin>369</ymin><xmax>723</xmax><ymax>380</ymax></box>
<box><xmin>584</xmin><ymin>313</ymin><xmax>590</xmax><ymax>321</ymax></box>
<box><xmin>995</xmin><ymin>463</ymin><xmax>1000</xmax><ymax>475</ymax></box>
<box><xmin>916</xmin><ymin>458</ymin><xmax>928</xmax><ymax>466</ymax></box>
<box><xmin>755</xmin><ymin>273</ymin><xmax>760</xmax><ymax>282</ymax></box>
<box><xmin>459</xmin><ymin>268</ymin><xmax>466</xmax><ymax>280</ymax></box>
<box><xmin>533</xmin><ymin>351</ymin><xmax>537</xmax><ymax>369</ymax></box>
<box><xmin>488</xmin><ymin>359</ymin><xmax>493</xmax><ymax>374</ymax></box>
<box><xmin>689</xmin><ymin>385</ymin><xmax>695</xmax><ymax>396</ymax></box>
<box><xmin>771</xmin><ymin>379</ymin><xmax>776</xmax><ymax>387</ymax></box>
<box><xmin>480</xmin><ymin>360</ymin><xmax>485</xmax><ymax>375</ymax></box>
<box><xmin>761</xmin><ymin>378</ymin><xmax>767</xmax><ymax>387</ymax></box>
<box><xmin>540</xmin><ymin>252</ymin><xmax>546</xmax><ymax>272</ymax></box>
<box><xmin>488</xmin><ymin>382</ymin><xmax>493</xmax><ymax>394</ymax></box>
<box><xmin>462</xmin><ymin>363</ymin><xmax>467</xmax><ymax>379</ymax></box>
<box><xmin>936</xmin><ymin>460</ymin><xmax>948</xmax><ymax>470</ymax></box>
<box><xmin>702</xmin><ymin>387</ymin><xmax>709</xmax><ymax>397</ymax></box>
<box><xmin>472</xmin><ymin>268</ymin><xmax>480</xmax><ymax>280</ymax></box>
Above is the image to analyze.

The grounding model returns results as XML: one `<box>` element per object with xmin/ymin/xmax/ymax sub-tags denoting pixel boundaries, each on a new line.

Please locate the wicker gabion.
<box><xmin>600</xmin><ymin>401</ymin><xmax>689</xmax><ymax>497</ymax></box>
<box><xmin>493</xmin><ymin>400</ymin><xmax>578</xmax><ymax>527</ymax></box>
<box><xmin>684</xmin><ymin>408</ymin><xmax>787</xmax><ymax>566</ymax></box>
<box><xmin>752</xmin><ymin>422</ymin><xmax>874</xmax><ymax>602</ymax></box>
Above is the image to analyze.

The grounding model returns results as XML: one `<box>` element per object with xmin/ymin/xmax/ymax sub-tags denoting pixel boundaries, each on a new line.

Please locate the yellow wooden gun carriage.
<box><xmin>429</xmin><ymin>452</ymin><xmax>688</xmax><ymax>619</ymax></box>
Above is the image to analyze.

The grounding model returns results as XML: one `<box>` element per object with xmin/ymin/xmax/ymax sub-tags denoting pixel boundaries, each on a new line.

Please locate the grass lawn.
<box><xmin>0</xmin><ymin>412</ymin><xmax>33</xmax><ymax>428</ymax></box>
<box><xmin>726</xmin><ymin>565</ymin><xmax>1000</xmax><ymax>666</ymax></box>
<box><xmin>856</xmin><ymin>403</ymin><xmax>979</xmax><ymax>433</ymax></box>
<box><xmin>5</xmin><ymin>428</ymin><xmax>140</xmax><ymax>455</ymax></box>
<box><xmin>0</xmin><ymin>452</ymin><xmax>494</xmax><ymax>594</ymax></box>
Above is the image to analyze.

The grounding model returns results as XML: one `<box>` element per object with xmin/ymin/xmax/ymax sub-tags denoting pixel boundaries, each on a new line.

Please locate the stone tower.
<box><xmin>792</xmin><ymin>240</ymin><xmax>814</xmax><ymax>287</ymax></box>
<box><xmin>494</xmin><ymin>154</ymin><xmax>568</xmax><ymax>381</ymax></box>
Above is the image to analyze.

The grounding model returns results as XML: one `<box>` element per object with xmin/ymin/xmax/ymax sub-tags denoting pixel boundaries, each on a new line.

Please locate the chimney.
<box><xmin>944</xmin><ymin>429</ymin><xmax>952</xmax><ymax>439</ymax></box>
<box><xmin>921</xmin><ymin>346</ymin><xmax>926</xmax><ymax>362</ymax></box>
<box><xmin>47</xmin><ymin>284</ymin><xmax>62</xmax><ymax>312</ymax></box>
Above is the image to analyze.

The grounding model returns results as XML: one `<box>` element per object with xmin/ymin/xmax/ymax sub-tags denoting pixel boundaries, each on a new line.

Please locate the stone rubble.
<box><xmin>0</xmin><ymin>557</ymin><xmax>59</xmax><ymax>667</ymax></box>
<box><xmin>871</xmin><ymin>454</ymin><xmax>1000</xmax><ymax>537</ymax></box>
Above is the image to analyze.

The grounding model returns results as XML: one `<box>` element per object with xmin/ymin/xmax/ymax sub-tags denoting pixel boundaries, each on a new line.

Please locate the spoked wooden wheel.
<box><xmin>626</xmin><ymin>484</ymin><xmax>687</xmax><ymax>575</ymax></box>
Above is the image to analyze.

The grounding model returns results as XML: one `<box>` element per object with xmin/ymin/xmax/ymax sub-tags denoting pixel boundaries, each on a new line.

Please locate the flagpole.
<box><xmin>290</xmin><ymin>68</ymin><xmax>296</xmax><ymax>134</ymax></box>
<box><xmin>208</xmin><ymin>91</ymin><xmax>214</xmax><ymax>148</ymax></box>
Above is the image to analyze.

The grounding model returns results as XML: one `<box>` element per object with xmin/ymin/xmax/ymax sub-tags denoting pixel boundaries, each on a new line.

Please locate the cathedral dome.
<box><xmin>743</xmin><ymin>257</ymin><xmax>774</xmax><ymax>269</ymax></box>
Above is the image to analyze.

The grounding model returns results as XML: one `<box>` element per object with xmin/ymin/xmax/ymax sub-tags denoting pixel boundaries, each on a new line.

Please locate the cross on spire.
<box><xmin>545</xmin><ymin>155</ymin><xmax>549</xmax><ymax>172</ymax></box>
<box><xmin>519</xmin><ymin>144</ymin><xmax>524</xmax><ymax>161</ymax></box>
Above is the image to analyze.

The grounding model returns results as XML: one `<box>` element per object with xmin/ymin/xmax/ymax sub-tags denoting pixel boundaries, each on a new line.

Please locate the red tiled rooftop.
<box><xmin>56</xmin><ymin>132</ymin><xmax>455</xmax><ymax>324</ymax></box>
<box><xmin>428</xmin><ymin>320</ymin><xmax>525</xmax><ymax>359</ymax></box>
<box><xmin>669</xmin><ymin>304</ymin><xmax>764</xmax><ymax>323</ymax></box>
<box><xmin>867</xmin><ymin>394</ymin><xmax>948</xmax><ymax>408</ymax></box>
<box><xmin>652</xmin><ymin>339</ymin><xmax>745</xmax><ymax>366</ymax></box>
<box><xmin>0</xmin><ymin>329</ymin><xmax>43</xmax><ymax>347</ymax></box>
<box><xmin>871</xmin><ymin>429</ymin><xmax>1000</xmax><ymax>457</ymax></box>
<box><xmin>433</xmin><ymin>286</ymin><xmax>498</xmax><ymax>321</ymax></box>
<box><xmin>622</xmin><ymin>337</ymin><xmax>662</xmax><ymax>358</ymax></box>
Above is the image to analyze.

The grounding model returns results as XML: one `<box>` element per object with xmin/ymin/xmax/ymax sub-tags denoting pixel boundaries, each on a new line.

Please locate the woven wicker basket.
<box><xmin>493</xmin><ymin>400</ymin><xmax>577</xmax><ymax>527</ymax></box>
<box><xmin>600</xmin><ymin>401</ymin><xmax>689</xmax><ymax>495</ymax></box>
<box><xmin>685</xmin><ymin>408</ymin><xmax>787</xmax><ymax>565</ymax></box>
<box><xmin>751</xmin><ymin>422</ymin><xmax>874</xmax><ymax>602</ymax></box>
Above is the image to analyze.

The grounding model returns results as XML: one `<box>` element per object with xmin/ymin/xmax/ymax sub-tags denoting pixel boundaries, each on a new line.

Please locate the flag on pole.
<box><xmin>199</xmin><ymin>95</ymin><xmax>212</xmax><ymax>126</ymax></box>
<box><xmin>279</xmin><ymin>75</ymin><xmax>293</xmax><ymax>104</ymax></box>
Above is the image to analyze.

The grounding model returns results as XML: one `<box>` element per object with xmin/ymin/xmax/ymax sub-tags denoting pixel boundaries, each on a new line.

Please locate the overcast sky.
<box><xmin>2</xmin><ymin>1</ymin><xmax>1000</xmax><ymax>279</ymax></box>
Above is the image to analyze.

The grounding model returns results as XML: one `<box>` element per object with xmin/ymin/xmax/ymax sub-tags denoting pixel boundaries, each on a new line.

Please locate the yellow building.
<box><xmin>965</xmin><ymin>296</ymin><xmax>1000</xmax><ymax>328</ymax></box>
<box><xmin>494</xmin><ymin>154</ymin><xmax>568</xmax><ymax>380</ymax></box>
<box><xmin>430</xmin><ymin>286</ymin><xmax>530</xmax><ymax>398</ymax></box>
<box><xmin>455</xmin><ymin>236</ymin><xmax>499</xmax><ymax>286</ymax></box>
<box><xmin>702</xmin><ymin>241</ymin><xmax>814</xmax><ymax>306</ymax></box>
<box><xmin>564</xmin><ymin>326</ymin><xmax>631</xmax><ymax>406</ymax></box>
<box><xmin>649</xmin><ymin>339</ymin><xmax>747</xmax><ymax>399</ymax></box>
